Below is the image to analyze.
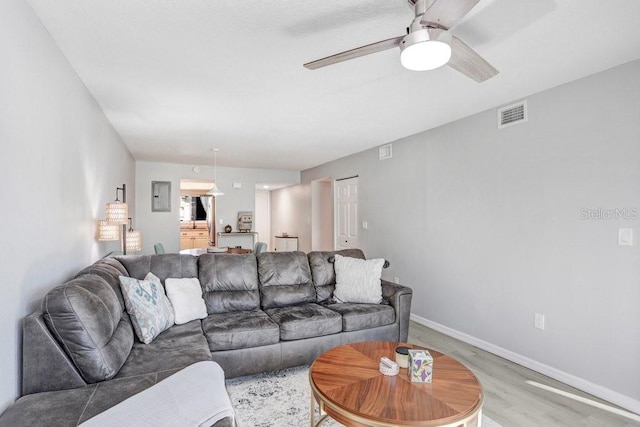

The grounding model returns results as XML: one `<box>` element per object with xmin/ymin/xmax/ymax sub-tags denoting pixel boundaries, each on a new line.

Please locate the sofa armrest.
<box><xmin>381</xmin><ymin>280</ymin><xmax>413</xmax><ymax>342</ymax></box>
<box><xmin>22</xmin><ymin>311</ymin><xmax>86</xmax><ymax>395</ymax></box>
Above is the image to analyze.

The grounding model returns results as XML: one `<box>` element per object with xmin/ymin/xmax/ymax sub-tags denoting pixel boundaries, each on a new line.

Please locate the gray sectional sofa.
<box><xmin>0</xmin><ymin>249</ymin><xmax>412</xmax><ymax>426</ymax></box>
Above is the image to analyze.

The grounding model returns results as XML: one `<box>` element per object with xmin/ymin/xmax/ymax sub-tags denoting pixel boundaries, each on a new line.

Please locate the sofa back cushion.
<box><xmin>257</xmin><ymin>251</ymin><xmax>315</xmax><ymax>309</ymax></box>
<box><xmin>308</xmin><ymin>249</ymin><xmax>366</xmax><ymax>302</ymax></box>
<box><xmin>116</xmin><ymin>254</ymin><xmax>198</xmax><ymax>283</ymax></box>
<box><xmin>199</xmin><ymin>253</ymin><xmax>260</xmax><ymax>314</ymax></box>
<box><xmin>75</xmin><ymin>258</ymin><xmax>130</xmax><ymax>309</ymax></box>
<box><xmin>42</xmin><ymin>275</ymin><xmax>133</xmax><ymax>383</ymax></box>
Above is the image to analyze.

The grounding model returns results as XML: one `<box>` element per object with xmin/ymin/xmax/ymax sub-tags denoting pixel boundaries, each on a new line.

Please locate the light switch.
<box><xmin>618</xmin><ymin>228</ymin><xmax>633</xmax><ymax>246</ymax></box>
<box><xmin>362</xmin><ymin>221</ymin><xmax>368</xmax><ymax>230</ymax></box>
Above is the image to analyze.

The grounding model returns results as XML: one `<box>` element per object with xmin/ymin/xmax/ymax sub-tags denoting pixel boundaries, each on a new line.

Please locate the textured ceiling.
<box><xmin>26</xmin><ymin>0</ymin><xmax>640</xmax><ymax>171</ymax></box>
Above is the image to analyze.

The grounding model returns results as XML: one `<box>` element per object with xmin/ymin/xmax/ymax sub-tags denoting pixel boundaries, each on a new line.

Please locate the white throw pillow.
<box><xmin>164</xmin><ymin>277</ymin><xmax>208</xmax><ymax>324</ymax></box>
<box><xmin>119</xmin><ymin>272</ymin><xmax>175</xmax><ymax>344</ymax></box>
<box><xmin>333</xmin><ymin>254</ymin><xmax>385</xmax><ymax>304</ymax></box>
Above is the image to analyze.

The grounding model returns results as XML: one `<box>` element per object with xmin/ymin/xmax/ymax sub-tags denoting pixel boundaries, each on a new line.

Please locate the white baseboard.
<box><xmin>410</xmin><ymin>313</ymin><xmax>640</xmax><ymax>416</ymax></box>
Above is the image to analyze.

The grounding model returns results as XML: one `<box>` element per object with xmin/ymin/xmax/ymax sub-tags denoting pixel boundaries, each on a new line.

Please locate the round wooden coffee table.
<box><xmin>309</xmin><ymin>341</ymin><xmax>483</xmax><ymax>427</ymax></box>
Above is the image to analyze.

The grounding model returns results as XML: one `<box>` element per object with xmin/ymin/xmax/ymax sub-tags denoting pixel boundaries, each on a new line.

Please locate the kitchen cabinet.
<box><xmin>180</xmin><ymin>229</ymin><xmax>210</xmax><ymax>249</ymax></box>
<box><xmin>274</xmin><ymin>236</ymin><xmax>298</xmax><ymax>252</ymax></box>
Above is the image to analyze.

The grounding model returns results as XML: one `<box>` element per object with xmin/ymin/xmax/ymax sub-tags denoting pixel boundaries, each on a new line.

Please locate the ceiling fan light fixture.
<box><xmin>400</xmin><ymin>29</ymin><xmax>452</xmax><ymax>71</ymax></box>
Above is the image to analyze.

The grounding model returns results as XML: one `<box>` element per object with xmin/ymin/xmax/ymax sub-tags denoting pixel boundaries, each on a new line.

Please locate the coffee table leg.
<box><xmin>311</xmin><ymin>393</ymin><xmax>331</xmax><ymax>427</ymax></box>
<box><xmin>310</xmin><ymin>393</ymin><xmax>315</xmax><ymax>426</ymax></box>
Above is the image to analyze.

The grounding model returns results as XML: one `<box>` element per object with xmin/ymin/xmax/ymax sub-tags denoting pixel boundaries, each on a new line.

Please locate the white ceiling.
<box><xmin>26</xmin><ymin>0</ymin><xmax>640</xmax><ymax>171</ymax></box>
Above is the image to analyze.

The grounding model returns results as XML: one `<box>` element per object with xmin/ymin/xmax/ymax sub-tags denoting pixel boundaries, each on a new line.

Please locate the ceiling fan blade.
<box><xmin>447</xmin><ymin>35</ymin><xmax>498</xmax><ymax>82</ymax></box>
<box><xmin>304</xmin><ymin>36</ymin><xmax>404</xmax><ymax>70</ymax></box>
<box><xmin>420</xmin><ymin>0</ymin><xmax>480</xmax><ymax>29</ymax></box>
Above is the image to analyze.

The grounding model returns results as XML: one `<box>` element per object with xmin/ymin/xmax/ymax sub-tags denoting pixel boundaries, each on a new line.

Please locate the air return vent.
<box><xmin>379</xmin><ymin>143</ymin><xmax>392</xmax><ymax>160</ymax></box>
<box><xmin>498</xmin><ymin>100</ymin><xmax>527</xmax><ymax>129</ymax></box>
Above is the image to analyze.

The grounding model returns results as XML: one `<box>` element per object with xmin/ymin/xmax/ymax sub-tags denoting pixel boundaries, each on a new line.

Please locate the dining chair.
<box><xmin>254</xmin><ymin>242</ymin><xmax>267</xmax><ymax>254</ymax></box>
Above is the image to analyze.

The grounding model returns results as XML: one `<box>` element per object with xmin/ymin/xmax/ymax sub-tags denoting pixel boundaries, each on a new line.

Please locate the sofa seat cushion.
<box><xmin>42</xmin><ymin>276</ymin><xmax>134</xmax><ymax>383</ymax></box>
<box><xmin>265</xmin><ymin>303</ymin><xmax>342</xmax><ymax>341</ymax></box>
<box><xmin>115</xmin><ymin>320</ymin><xmax>211</xmax><ymax>379</ymax></box>
<box><xmin>326</xmin><ymin>303</ymin><xmax>395</xmax><ymax>332</ymax></box>
<box><xmin>202</xmin><ymin>310</ymin><xmax>280</xmax><ymax>351</ymax></box>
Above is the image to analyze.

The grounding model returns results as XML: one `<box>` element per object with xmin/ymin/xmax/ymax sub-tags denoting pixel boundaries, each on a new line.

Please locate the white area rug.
<box><xmin>226</xmin><ymin>365</ymin><xmax>501</xmax><ymax>427</ymax></box>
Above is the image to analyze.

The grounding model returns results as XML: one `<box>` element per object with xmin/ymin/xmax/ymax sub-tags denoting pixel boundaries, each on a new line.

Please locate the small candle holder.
<box><xmin>395</xmin><ymin>346</ymin><xmax>410</xmax><ymax>368</ymax></box>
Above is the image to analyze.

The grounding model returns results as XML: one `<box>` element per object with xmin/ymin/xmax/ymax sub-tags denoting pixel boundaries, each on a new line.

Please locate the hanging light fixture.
<box><xmin>105</xmin><ymin>184</ymin><xmax>128</xmax><ymax>224</ymax></box>
<box><xmin>97</xmin><ymin>183</ymin><xmax>140</xmax><ymax>255</ymax></box>
<box><xmin>207</xmin><ymin>148</ymin><xmax>224</xmax><ymax>196</ymax></box>
<box><xmin>96</xmin><ymin>219</ymin><xmax>120</xmax><ymax>241</ymax></box>
<box><xmin>125</xmin><ymin>217</ymin><xmax>142</xmax><ymax>252</ymax></box>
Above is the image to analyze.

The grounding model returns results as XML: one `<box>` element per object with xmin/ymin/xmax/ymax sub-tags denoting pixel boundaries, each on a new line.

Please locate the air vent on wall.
<box><xmin>498</xmin><ymin>100</ymin><xmax>527</xmax><ymax>129</ymax></box>
<box><xmin>379</xmin><ymin>143</ymin><xmax>392</xmax><ymax>160</ymax></box>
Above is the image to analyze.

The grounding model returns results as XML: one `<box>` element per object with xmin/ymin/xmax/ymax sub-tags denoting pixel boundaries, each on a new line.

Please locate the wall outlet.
<box><xmin>534</xmin><ymin>313</ymin><xmax>545</xmax><ymax>330</ymax></box>
<box><xmin>394</xmin><ymin>277</ymin><xmax>400</xmax><ymax>284</ymax></box>
<box><xmin>219</xmin><ymin>219</ymin><xmax>224</xmax><ymax>225</ymax></box>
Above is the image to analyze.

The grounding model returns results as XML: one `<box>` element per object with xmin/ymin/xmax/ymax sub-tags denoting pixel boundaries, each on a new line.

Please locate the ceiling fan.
<box><xmin>303</xmin><ymin>0</ymin><xmax>498</xmax><ymax>82</ymax></box>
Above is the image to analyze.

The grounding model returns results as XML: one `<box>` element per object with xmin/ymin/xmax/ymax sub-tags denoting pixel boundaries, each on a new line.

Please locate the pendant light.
<box><xmin>208</xmin><ymin>148</ymin><xmax>224</xmax><ymax>196</ymax></box>
<box><xmin>125</xmin><ymin>217</ymin><xmax>142</xmax><ymax>252</ymax></box>
<box><xmin>96</xmin><ymin>219</ymin><xmax>119</xmax><ymax>241</ymax></box>
<box><xmin>105</xmin><ymin>184</ymin><xmax>128</xmax><ymax>224</ymax></box>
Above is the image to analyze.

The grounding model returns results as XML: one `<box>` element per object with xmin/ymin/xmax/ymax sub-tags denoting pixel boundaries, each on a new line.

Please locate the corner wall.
<box><xmin>302</xmin><ymin>60</ymin><xmax>640</xmax><ymax>412</ymax></box>
<box><xmin>0</xmin><ymin>0</ymin><xmax>135</xmax><ymax>412</ymax></box>
<box><xmin>270</xmin><ymin>184</ymin><xmax>312</xmax><ymax>252</ymax></box>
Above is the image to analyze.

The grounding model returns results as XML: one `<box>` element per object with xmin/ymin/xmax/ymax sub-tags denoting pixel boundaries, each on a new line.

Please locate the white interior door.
<box><xmin>335</xmin><ymin>176</ymin><xmax>359</xmax><ymax>250</ymax></box>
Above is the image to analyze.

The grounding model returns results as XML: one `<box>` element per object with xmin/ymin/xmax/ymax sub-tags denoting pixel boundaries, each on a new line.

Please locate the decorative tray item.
<box><xmin>379</xmin><ymin>357</ymin><xmax>399</xmax><ymax>376</ymax></box>
<box><xmin>207</xmin><ymin>246</ymin><xmax>228</xmax><ymax>253</ymax></box>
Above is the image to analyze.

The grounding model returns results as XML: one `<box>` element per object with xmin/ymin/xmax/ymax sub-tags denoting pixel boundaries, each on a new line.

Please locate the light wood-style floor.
<box><xmin>408</xmin><ymin>322</ymin><xmax>640</xmax><ymax>427</ymax></box>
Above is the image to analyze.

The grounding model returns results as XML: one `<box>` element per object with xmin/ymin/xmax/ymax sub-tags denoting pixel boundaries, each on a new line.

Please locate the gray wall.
<box><xmin>302</xmin><ymin>60</ymin><xmax>640</xmax><ymax>412</ymax></box>
<box><xmin>135</xmin><ymin>161</ymin><xmax>299</xmax><ymax>254</ymax></box>
<box><xmin>0</xmin><ymin>0</ymin><xmax>135</xmax><ymax>412</ymax></box>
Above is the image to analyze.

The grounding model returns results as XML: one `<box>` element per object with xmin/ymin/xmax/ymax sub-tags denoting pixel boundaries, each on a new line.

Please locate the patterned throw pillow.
<box><xmin>333</xmin><ymin>254</ymin><xmax>385</xmax><ymax>304</ymax></box>
<box><xmin>119</xmin><ymin>273</ymin><xmax>175</xmax><ymax>344</ymax></box>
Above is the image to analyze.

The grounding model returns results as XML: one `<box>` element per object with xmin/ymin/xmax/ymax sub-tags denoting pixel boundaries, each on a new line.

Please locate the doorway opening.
<box><xmin>180</xmin><ymin>179</ymin><xmax>216</xmax><ymax>250</ymax></box>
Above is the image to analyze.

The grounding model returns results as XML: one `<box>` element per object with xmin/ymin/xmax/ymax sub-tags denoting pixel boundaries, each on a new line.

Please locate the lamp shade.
<box><xmin>105</xmin><ymin>201</ymin><xmax>128</xmax><ymax>224</ymax></box>
<box><xmin>125</xmin><ymin>229</ymin><xmax>142</xmax><ymax>252</ymax></box>
<box><xmin>97</xmin><ymin>220</ymin><xmax>120</xmax><ymax>241</ymax></box>
<box><xmin>400</xmin><ymin>29</ymin><xmax>452</xmax><ymax>71</ymax></box>
<box><xmin>207</xmin><ymin>182</ymin><xmax>224</xmax><ymax>196</ymax></box>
